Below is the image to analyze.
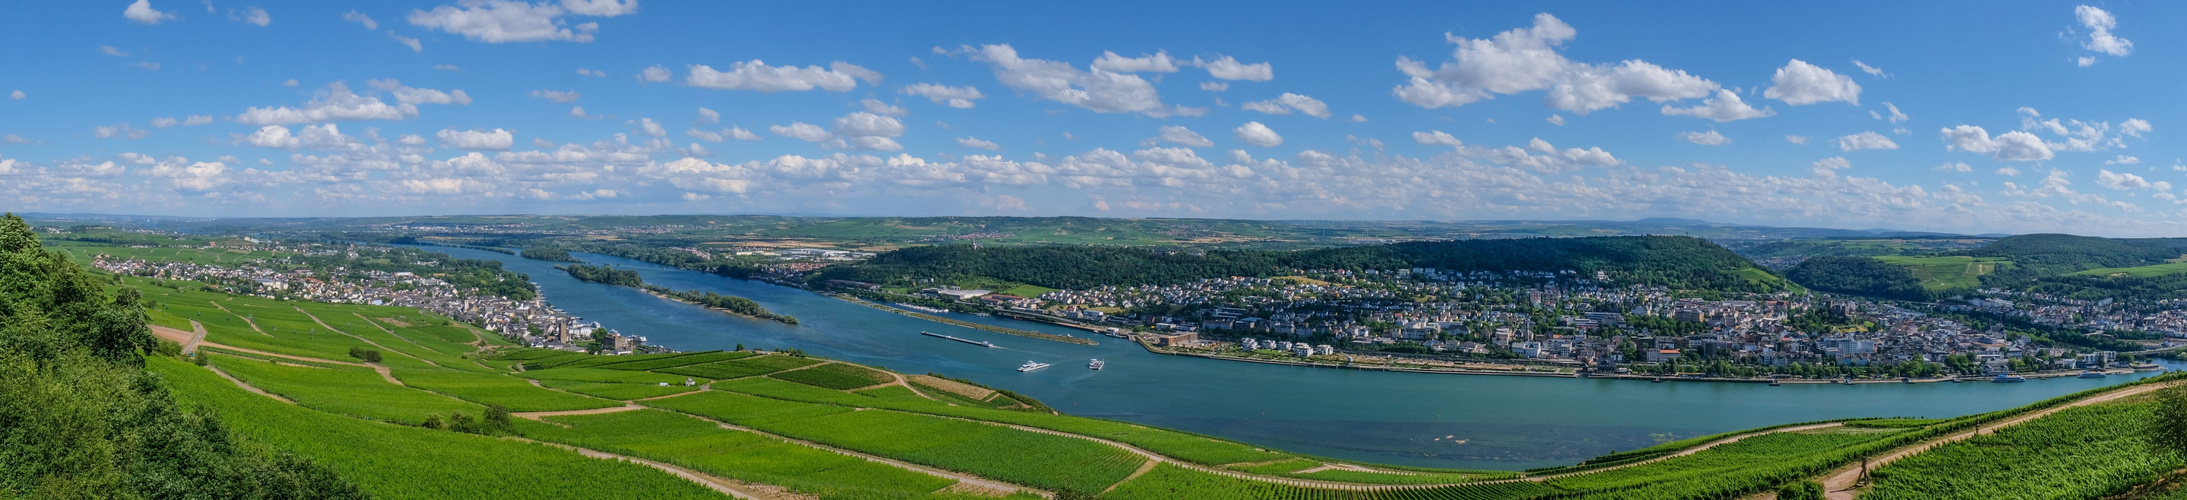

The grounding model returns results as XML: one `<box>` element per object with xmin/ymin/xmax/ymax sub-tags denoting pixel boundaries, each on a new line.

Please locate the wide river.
<box><xmin>426</xmin><ymin>246</ymin><xmax>2176</xmax><ymax>470</ymax></box>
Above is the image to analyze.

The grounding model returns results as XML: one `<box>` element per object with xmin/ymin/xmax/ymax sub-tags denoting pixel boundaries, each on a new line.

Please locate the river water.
<box><xmin>424</xmin><ymin>246</ymin><xmax>2176</xmax><ymax>470</ymax></box>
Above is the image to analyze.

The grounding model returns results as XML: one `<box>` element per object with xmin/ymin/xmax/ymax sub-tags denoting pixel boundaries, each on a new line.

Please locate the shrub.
<box><xmin>422</xmin><ymin>414</ymin><xmax>445</xmax><ymax>430</ymax></box>
<box><xmin>346</xmin><ymin>347</ymin><xmax>382</xmax><ymax>363</ymax></box>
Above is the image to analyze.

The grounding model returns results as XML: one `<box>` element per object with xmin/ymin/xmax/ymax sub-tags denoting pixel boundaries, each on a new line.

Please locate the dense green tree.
<box><xmin>2149</xmin><ymin>385</ymin><xmax>2187</xmax><ymax>455</ymax></box>
<box><xmin>0</xmin><ymin>213</ymin><xmax>366</xmax><ymax>499</ymax></box>
<box><xmin>1784</xmin><ymin>257</ymin><xmax>1933</xmax><ymax>301</ymax></box>
<box><xmin>562</xmin><ymin>264</ymin><xmax>644</xmax><ymax>287</ymax></box>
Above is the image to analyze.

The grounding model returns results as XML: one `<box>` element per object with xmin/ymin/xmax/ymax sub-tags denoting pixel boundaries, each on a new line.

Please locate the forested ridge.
<box><xmin>0</xmin><ymin>214</ymin><xmax>365</xmax><ymax>498</ymax></box>
<box><xmin>1784</xmin><ymin>257</ymin><xmax>1933</xmax><ymax>302</ymax></box>
<box><xmin>813</xmin><ymin>235</ymin><xmax>1787</xmax><ymax>292</ymax></box>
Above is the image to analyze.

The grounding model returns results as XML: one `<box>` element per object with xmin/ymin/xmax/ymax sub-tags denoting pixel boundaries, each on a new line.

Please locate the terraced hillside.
<box><xmin>125</xmin><ymin>276</ymin><xmax>2187</xmax><ymax>499</ymax></box>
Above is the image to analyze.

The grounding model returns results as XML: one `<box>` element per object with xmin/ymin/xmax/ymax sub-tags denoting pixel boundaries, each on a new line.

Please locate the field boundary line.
<box><xmin>209</xmin><ymin>301</ymin><xmax>273</xmax><ymax>336</ymax></box>
<box><xmin>191</xmin><ymin>339</ymin><xmax>407</xmax><ymax>386</ymax></box>
<box><xmin>206</xmin><ymin>365</ymin><xmax>294</xmax><ymax>404</ymax></box>
<box><xmin>295</xmin><ymin>307</ymin><xmax>455</xmax><ymax>371</ymax></box>
<box><xmin>186</xmin><ymin>361</ymin><xmax>773</xmax><ymax>500</ymax></box>
<box><xmin>511</xmin><ymin>438</ymin><xmax>772</xmax><ymax>500</ymax></box>
<box><xmin>647</xmin><ymin>406</ymin><xmax>1054</xmax><ymax>499</ymax></box>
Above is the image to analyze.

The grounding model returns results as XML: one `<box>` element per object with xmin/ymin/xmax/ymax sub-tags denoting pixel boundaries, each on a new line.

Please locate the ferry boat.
<box><xmin>1088</xmin><ymin>359</ymin><xmax>1105</xmax><ymax>370</ymax></box>
<box><xmin>1018</xmin><ymin>361</ymin><xmax>1051</xmax><ymax>372</ymax></box>
<box><xmin>2079</xmin><ymin>370</ymin><xmax>2108</xmax><ymax>379</ymax></box>
<box><xmin>1992</xmin><ymin>374</ymin><xmax>2028</xmax><ymax>383</ymax></box>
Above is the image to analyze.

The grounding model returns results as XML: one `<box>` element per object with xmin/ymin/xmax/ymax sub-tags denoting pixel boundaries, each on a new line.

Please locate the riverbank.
<box><xmin>1134</xmin><ymin>341</ymin><xmax>2161</xmax><ymax>384</ymax></box>
<box><xmin>829</xmin><ymin>294</ymin><xmax>1098</xmax><ymax>345</ymax></box>
<box><xmin>1139</xmin><ymin>342</ymin><xmax>1581</xmax><ymax>378</ymax></box>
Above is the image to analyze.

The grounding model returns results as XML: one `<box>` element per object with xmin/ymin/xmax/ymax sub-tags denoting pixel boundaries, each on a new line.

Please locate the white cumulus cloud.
<box><xmin>1157</xmin><ymin>126</ymin><xmax>1215</xmax><ymax>147</ymax></box>
<box><xmin>1834</xmin><ymin>131</ymin><xmax>1898</xmax><ymax>151</ymax></box>
<box><xmin>437</xmin><ymin>128</ymin><xmax>515</xmax><ymax>150</ymax></box>
<box><xmin>1941</xmin><ymin>125</ymin><xmax>2054</xmax><ymax>161</ymax></box>
<box><xmin>1679</xmin><ymin>130</ymin><xmax>1730</xmax><ymax>146</ymax></box>
<box><xmin>1764</xmin><ymin>59</ymin><xmax>1861</xmax><ymax>105</ymax></box>
<box><xmin>124</xmin><ymin>0</ymin><xmax>177</xmax><ymax>24</ymax></box>
<box><xmin>1192</xmin><ymin>55</ymin><xmax>1273</xmax><ymax>81</ymax></box>
<box><xmin>1091</xmin><ymin>51</ymin><xmax>1179</xmax><ymax>73</ymax></box>
<box><xmin>685</xmin><ymin>60</ymin><xmax>878</xmax><ymax>92</ymax></box>
<box><xmin>1660</xmin><ymin>89</ymin><xmax>1776</xmax><ymax>122</ymax></box>
<box><xmin>965</xmin><ymin>44</ymin><xmax>1189</xmax><ymax>117</ymax></box>
<box><xmin>406</xmin><ymin>0</ymin><xmax>638</xmax><ymax>43</ymax></box>
<box><xmin>1392</xmin><ymin>14</ymin><xmax>1717</xmax><ymax>114</ymax></box>
<box><xmin>1234</xmin><ymin>122</ymin><xmax>1283</xmax><ymax>147</ymax></box>
<box><xmin>901</xmin><ymin>83</ymin><xmax>986</xmax><ymax>108</ymax></box>
<box><xmin>2076</xmin><ymin>5</ymin><xmax>2132</xmax><ymax>64</ymax></box>
<box><xmin>1241</xmin><ymin>93</ymin><xmax>1331</xmax><ymax>119</ymax></box>
<box><xmin>956</xmin><ymin>137</ymin><xmax>1001</xmax><ymax>150</ymax></box>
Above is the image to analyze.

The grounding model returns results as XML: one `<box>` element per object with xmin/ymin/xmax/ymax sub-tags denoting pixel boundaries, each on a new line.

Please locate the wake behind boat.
<box><xmin>921</xmin><ymin>330</ymin><xmax>996</xmax><ymax>348</ymax></box>
<box><xmin>1018</xmin><ymin>360</ymin><xmax>1051</xmax><ymax>372</ymax></box>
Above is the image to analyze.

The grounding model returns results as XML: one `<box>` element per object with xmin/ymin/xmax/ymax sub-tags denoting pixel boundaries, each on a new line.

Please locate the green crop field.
<box><xmin>725</xmin><ymin>406</ymin><xmax>1146</xmax><ymax>494</ymax></box>
<box><xmin>208</xmin><ymin>354</ymin><xmax>483</xmax><ymax>425</ymax></box>
<box><xmin>1866</xmin><ymin>403</ymin><xmax>2185</xmax><ymax>500</ymax></box>
<box><xmin>1546</xmin><ymin>428</ymin><xmax>1903</xmax><ymax>492</ymax></box>
<box><xmin>518</xmin><ymin>367</ymin><xmax>702</xmax><ymax>384</ymax></box>
<box><xmin>718</xmin><ymin>376</ymin><xmax>1291</xmax><ymax>465</ymax></box>
<box><xmin>650</xmin><ymin>389</ymin><xmax>1147</xmax><ymax>494</ymax></box>
<box><xmin>514</xmin><ymin>410</ymin><xmax>976</xmax><ymax>500</ymax></box>
<box><xmin>597</xmin><ymin>350</ymin><xmax>753</xmax><ymax>371</ymax></box>
<box><xmin>660</xmin><ymin>354</ymin><xmax>820</xmax><ymax>379</ymax></box>
<box><xmin>151</xmin><ymin>357</ymin><xmax>729</xmax><ymax>500</ymax></box>
<box><xmin>390</xmin><ymin>368</ymin><xmax>622</xmax><ymax>412</ymax></box>
<box><xmin>1106</xmin><ymin>464</ymin><xmax>1555</xmax><ymax>500</ymax></box>
<box><xmin>770</xmin><ymin>362</ymin><xmax>894</xmax><ymax>389</ymax></box>
<box><xmin>645</xmin><ymin>390</ymin><xmax>858</xmax><ymax>427</ymax></box>
<box><xmin>536</xmin><ymin>379</ymin><xmax>702</xmax><ymax>400</ymax></box>
<box><xmin>1872</xmin><ymin>255</ymin><xmax>2009</xmax><ymax>291</ymax></box>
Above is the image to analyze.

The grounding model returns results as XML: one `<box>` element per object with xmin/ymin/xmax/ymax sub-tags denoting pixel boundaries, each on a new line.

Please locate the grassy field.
<box><xmin>391</xmin><ymin>368</ymin><xmax>622</xmax><ymax>412</ymax></box>
<box><xmin>208</xmin><ymin>353</ymin><xmax>483</xmax><ymax>424</ymax></box>
<box><xmin>2073</xmin><ymin>261</ymin><xmax>2187</xmax><ymax>278</ymax></box>
<box><xmin>646</xmin><ymin>390</ymin><xmax>1146</xmax><ymax>495</ymax></box>
<box><xmin>1873</xmin><ymin>255</ymin><xmax>2009</xmax><ymax>290</ymax></box>
<box><xmin>514</xmin><ymin>409</ymin><xmax>983</xmax><ymax>500</ymax></box>
<box><xmin>995</xmin><ymin>284</ymin><xmax>1059</xmax><ymax>298</ymax></box>
<box><xmin>659</xmin><ymin>354</ymin><xmax>821</xmax><ymax>379</ymax></box>
<box><xmin>771</xmin><ymin>362</ymin><xmax>894</xmax><ymax>389</ymax></box>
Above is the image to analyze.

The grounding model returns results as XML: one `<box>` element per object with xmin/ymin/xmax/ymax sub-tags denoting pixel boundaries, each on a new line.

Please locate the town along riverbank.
<box><xmin>405</xmin><ymin>244</ymin><xmax>2187</xmax><ymax>471</ymax></box>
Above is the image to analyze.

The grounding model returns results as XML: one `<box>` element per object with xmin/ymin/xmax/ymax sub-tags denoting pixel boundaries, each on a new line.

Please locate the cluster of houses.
<box><xmin>93</xmin><ymin>254</ymin><xmax>651</xmax><ymax>355</ymax></box>
<box><xmin>1239</xmin><ymin>338</ymin><xmax>1335</xmax><ymax>357</ymax></box>
<box><xmin>894</xmin><ymin>268</ymin><xmax>2167</xmax><ymax>375</ymax></box>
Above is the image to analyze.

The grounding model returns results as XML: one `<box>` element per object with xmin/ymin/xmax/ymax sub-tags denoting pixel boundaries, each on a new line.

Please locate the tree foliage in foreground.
<box><xmin>0</xmin><ymin>213</ymin><xmax>367</xmax><ymax>499</ymax></box>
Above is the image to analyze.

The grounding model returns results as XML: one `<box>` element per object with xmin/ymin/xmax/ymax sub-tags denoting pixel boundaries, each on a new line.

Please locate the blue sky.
<box><xmin>0</xmin><ymin>1</ymin><xmax>2180</xmax><ymax>235</ymax></box>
